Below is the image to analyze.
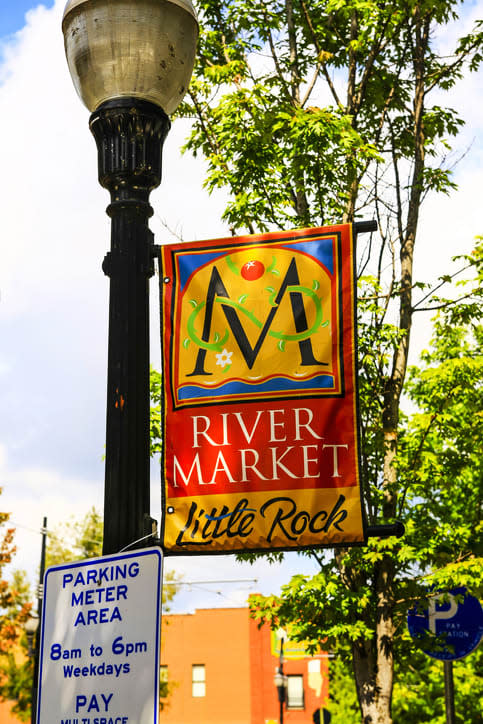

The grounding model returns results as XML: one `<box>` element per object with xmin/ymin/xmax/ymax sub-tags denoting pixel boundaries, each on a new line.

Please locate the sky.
<box><xmin>0</xmin><ymin>0</ymin><xmax>482</xmax><ymax>614</ymax></box>
<box><xmin>0</xmin><ymin>1</ymin><xmax>54</xmax><ymax>38</ymax></box>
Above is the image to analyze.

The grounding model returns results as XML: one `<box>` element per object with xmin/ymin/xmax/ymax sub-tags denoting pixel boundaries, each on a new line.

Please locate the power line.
<box><xmin>173</xmin><ymin>579</ymin><xmax>258</xmax><ymax>585</ymax></box>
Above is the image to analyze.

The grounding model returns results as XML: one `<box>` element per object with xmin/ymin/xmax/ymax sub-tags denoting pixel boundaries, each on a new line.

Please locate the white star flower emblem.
<box><xmin>215</xmin><ymin>349</ymin><xmax>233</xmax><ymax>368</ymax></box>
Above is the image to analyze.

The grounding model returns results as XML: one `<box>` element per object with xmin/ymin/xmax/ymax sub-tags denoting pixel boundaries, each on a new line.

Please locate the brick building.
<box><xmin>159</xmin><ymin>606</ymin><xmax>329</xmax><ymax>724</ymax></box>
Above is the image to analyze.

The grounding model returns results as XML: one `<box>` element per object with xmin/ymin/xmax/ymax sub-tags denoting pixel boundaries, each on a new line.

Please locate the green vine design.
<box><xmin>186</xmin><ymin>286</ymin><xmax>328</xmax><ymax>351</ymax></box>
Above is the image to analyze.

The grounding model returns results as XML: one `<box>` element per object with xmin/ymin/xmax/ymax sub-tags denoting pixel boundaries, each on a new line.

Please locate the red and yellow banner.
<box><xmin>159</xmin><ymin>224</ymin><xmax>366</xmax><ymax>554</ymax></box>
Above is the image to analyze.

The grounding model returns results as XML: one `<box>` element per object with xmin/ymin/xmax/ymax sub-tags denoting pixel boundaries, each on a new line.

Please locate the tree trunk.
<box><xmin>349</xmin><ymin>6</ymin><xmax>429</xmax><ymax>722</ymax></box>
<box><xmin>353</xmin><ymin>638</ymin><xmax>394</xmax><ymax>724</ymax></box>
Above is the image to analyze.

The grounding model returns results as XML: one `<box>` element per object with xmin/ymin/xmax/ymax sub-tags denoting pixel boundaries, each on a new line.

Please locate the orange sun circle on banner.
<box><xmin>241</xmin><ymin>260</ymin><xmax>265</xmax><ymax>280</ymax></box>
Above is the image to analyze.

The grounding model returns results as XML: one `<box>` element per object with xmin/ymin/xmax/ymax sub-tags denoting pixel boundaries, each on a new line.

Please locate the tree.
<box><xmin>325</xmin><ymin>655</ymin><xmax>359</xmax><ymax>723</ymax></box>
<box><xmin>150</xmin><ymin>366</ymin><xmax>163</xmax><ymax>458</ymax></box>
<box><xmin>0</xmin><ymin>499</ymin><xmax>33</xmax><ymax>722</ymax></box>
<box><xmin>392</xmin><ymin>646</ymin><xmax>483</xmax><ymax>723</ymax></box>
<box><xmin>251</xmin><ymin>248</ymin><xmax>483</xmax><ymax>722</ymax></box>
<box><xmin>45</xmin><ymin>506</ymin><xmax>104</xmax><ymax>569</ymax></box>
<box><xmin>176</xmin><ymin>1</ymin><xmax>483</xmax><ymax>721</ymax></box>
<box><xmin>323</xmin><ymin>644</ymin><xmax>483</xmax><ymax>723</ymax></box>
<box><xmin>0</xmin><ymin>508</ymin><xmax>102</xmax><ymax>724</ymax></box>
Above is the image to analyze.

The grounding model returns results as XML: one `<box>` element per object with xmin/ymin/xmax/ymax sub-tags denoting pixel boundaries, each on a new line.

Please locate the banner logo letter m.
<box><xmin>187</xmin><ymin>257</ymin><xmax>327</xmax><ymax>377</ymax></box>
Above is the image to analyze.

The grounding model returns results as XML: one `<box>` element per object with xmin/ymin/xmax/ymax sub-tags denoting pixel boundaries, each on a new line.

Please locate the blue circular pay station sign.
<box><xmin>407</xmin><ymin>587</ymin><xmax>483</xmax><ymax>660</ymax></box>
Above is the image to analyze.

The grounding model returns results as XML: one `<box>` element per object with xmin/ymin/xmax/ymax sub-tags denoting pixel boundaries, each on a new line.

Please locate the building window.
<box><xmin>192</xmin><ymin>664</ymin><xmax>206</xmax><ymax>697</ymax></box>
<box><xmin>287</xmin><ymin>675</ymin><xmax>304</xmax><ymax>709</ymax></box>
<box><xmin>160</xmin><ymin>665</ymin><xmax>169</xmax><ymax>698</ymax></box>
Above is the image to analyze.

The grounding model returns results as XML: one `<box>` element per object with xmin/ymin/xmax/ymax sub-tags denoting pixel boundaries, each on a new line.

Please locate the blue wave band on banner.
<box><xmin>178</xmin><ymin>374</ymin><xmax>335</xmax><ymax>401</ymax></box>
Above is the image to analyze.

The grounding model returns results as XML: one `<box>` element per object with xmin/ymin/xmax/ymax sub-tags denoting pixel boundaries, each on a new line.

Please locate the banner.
<box><xmin>159</xmin><ymin>224</ymin><xmax>366</xmax><ymax>554</ymax></box>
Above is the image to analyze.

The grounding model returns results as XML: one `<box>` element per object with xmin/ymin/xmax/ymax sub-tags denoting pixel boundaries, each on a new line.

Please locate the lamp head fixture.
<box><xmin>24</xmin><ymin>612</ymin><xmax>40</xmax><ymax>636</ymax></box>
<box><xmin>62</xmin><ymin>0</ymin><xmax>198</xmax><ymax>114</ymax></box>
<box><xmin>276</xmin><ymin>627</ymin><xmax>288</xmax><ymax>642</ymax></box>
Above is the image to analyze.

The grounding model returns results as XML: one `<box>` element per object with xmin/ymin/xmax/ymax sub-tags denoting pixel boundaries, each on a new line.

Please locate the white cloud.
<box><xmin>0</xmin><ymin>443</ymin><xmax>7</xmax><ymax>470</ymax></box>
<box><xmin>1</xmin><ymin>461</ymin><xmax>103</xmax><ymax>585</ymax></box>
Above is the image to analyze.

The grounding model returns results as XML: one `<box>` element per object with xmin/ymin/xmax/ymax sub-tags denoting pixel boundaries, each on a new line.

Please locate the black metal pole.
<box><xmin>31</xmin><ymin>516</ymin><xmax>47</xmax><ymax>724</ymax></box>
<box><xmin>89</xmin><ymin>98</ymin><xmax>170</xmax><ymax>555</ymax></box>
<box><xmin>444</xmin><ymin>660</ymin><xmax>456</xmax><ymax>724</ymax></box>
<box><xmin>278</xmin><ymin>639</ymin><xmax>285</xmax><ymax>724</ymax></box>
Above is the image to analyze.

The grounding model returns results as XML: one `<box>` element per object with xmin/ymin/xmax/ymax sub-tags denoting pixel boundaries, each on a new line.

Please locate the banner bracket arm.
<box><xmin>366</xmin><ymin>521</ymin><xmax>405</xmax><ymax>539</ymax></box>
<box><xmin>353</xmin><ymin>220</ymin><xmax>378</xmax><ymax>235</ymax></box>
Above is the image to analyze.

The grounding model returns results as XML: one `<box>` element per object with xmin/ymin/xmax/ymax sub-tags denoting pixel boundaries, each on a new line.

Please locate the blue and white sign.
<box><xmin>37</xmin><ymin>547</ymin><xmax>163</xmax><ymax>724</ymax></box>
<box><xmin>407</xmin><ymin>587</ymin><xmax>483</xmax><ymax>661</ymax></box>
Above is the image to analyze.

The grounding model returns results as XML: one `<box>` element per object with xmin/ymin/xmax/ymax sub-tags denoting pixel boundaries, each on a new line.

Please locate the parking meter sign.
<box><xmin>37</xmin><ymin>547</ymin><xmax>163</xmax><ymax>724</ymax></box>
<box><xmin>407</xmin><ymin>587</ymin><xmax>483</xmax><ymax>661</ymax></box>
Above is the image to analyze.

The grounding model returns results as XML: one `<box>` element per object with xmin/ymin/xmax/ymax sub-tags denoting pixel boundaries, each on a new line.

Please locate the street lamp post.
<box><xmin>25</xmin><ymin>612</ymin><xmax>39</xmax><ymax>724</ymax></box>
<box><xmin>274</xmin><ymin>628</ymin><xmax>288</xmax><ymax>724</ymax></box>
<box><xmin>62</xmin><ymin>0</ymin><xmax>198</xmax><ymax>554</ymax></box>
<box><xmin>27</xmin><ymin>516</ymin><xmax>47</xmax><ymax>724</ymax></box>
<box><xmin>24</xmin><ymin>613</ymin><xmax>39</xmax><ymax>659</ymax></box>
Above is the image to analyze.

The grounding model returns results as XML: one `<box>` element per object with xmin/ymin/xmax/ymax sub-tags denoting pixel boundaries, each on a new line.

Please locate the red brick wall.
<box><xmin>159</xmin><ymin>607</ymin><xmax>251</xmax><ymax>724</ymax></box>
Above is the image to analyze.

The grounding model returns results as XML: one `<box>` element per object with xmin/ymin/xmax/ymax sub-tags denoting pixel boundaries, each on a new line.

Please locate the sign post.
<box><xmin>36</xmin><ymin>548</ymin><xmax>163</xmax><ymax>724</ymax></box>
<box><xmin>443</xmin><ymin>661</ymin><xmax>455</xmax><ymax>724</ymax></box>
<box><xmin>407</xmin><ymin>587</ymin><xmax>483</xmax><ymax>724</ymax></box>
